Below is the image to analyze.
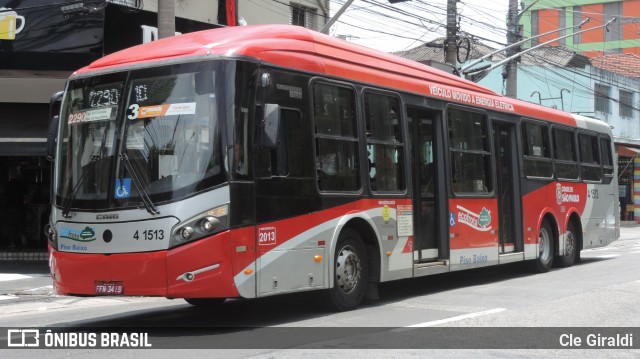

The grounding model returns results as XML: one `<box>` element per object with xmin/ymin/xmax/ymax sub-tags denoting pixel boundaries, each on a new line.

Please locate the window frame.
<box><xmin>619</xmin><ymin>89</ymin><xmax>634</xmax><ymax>119</ymax></box>
<box><xmin>311</xmin><ymin>79</ymin><xmax>361</xmax><ymax>193</ymax></box>
<box><xmin>521</xmin><ymin>119</ymin><xmax>554</xmax><ymax>180</ymax></box>
<box><xmin>600</xmin><ymin>135</ymin><xmax>614</xmax><ymax>183</ymax></box>
<box><xmin>595</xmin><ymin>83</ymin><xmax>611</xmax><ymax>114</ymax></box>
<box><xmin>261</xmin><ymin>107</ymin><xmax>306</xmax><ymax>178</ymax></box>
<box><xmin>447</xmin><ymin>105</ymin><xmax>493</xmax><ymax>196</ymax></box>
<box><xmin>290</xmin><ymin>3</ymin><xmax>318</xmax><ymax>30</ymax></box>
<box><xmin>578</xmin><ymin>131</ymin><xmax>603</xmax><ymax>183</ymax></box>
<box><xmin>551</xmin><ymin>125</ymin><xmax>579</xmax><ymax>181</ymax></box>
<box><xmin>363</xmin><ymin>89</ymin><xmax>406</xmax><ymax>194</ymax></box>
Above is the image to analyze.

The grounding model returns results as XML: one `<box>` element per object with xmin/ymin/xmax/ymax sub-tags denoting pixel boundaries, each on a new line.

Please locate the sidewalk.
<box><xmin>0</xmin><ymin>260</ymin><xmax>50</xmax><ymax>297</ymax></box>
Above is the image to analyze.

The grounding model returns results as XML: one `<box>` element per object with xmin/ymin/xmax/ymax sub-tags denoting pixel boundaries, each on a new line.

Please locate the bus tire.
<box><xmin>528</xmin><ymin>221</ymin><xmax>554</xmax><ymax>273</ymax></box>
<box><xmin>184</xmin><ymin>298</ymin><xmax>226</xmax><ymax>307</ymax></box>
<box><xmin>328</xmin><ymin>228</ymin><xmax>369</xmax><ymax>311</ymax></box>
<box><xmin>555</xmin><ymin>221</ymin><xmax>578</xmax><ymax>268</ymax></box>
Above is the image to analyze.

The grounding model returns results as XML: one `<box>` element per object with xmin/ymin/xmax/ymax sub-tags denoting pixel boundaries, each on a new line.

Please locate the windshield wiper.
<box><xmin>61</xmin><ymin>155</ymin><xmax>100</xmax><ymax>218</ymax></box>
<box><xmin>61</xmin><ymin>121</ymin><xmax>114</xmax><ymax>218</ymax></box>
<box><xmin>119</xmin><ymin>152</ymin><xmax>159</xmax><ymax>215</ymax></box>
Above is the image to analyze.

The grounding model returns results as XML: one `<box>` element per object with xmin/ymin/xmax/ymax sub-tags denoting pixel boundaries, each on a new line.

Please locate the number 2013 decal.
<box><xmin>258</xmin><ymin>227</ymin><xmax>277</xmax><ymax>246</ymax></box>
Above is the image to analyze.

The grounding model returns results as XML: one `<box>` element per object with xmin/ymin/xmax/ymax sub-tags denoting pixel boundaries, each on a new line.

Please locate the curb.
<box><xmin>0</xmin><ymin>251</ymin><xmax>48</xmax><ymax>262</ymax></box>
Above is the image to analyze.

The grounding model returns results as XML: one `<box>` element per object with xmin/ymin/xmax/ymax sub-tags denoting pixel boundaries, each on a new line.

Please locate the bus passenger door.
<box><xmin>492</xmin><ymin>122</ymin><xmax>523</xmax><ymax>254</ymax></box>
<box><xmin>407</xmin><ymin>107</ymin><xmax>442</xmax><ymax>262</ymax></box>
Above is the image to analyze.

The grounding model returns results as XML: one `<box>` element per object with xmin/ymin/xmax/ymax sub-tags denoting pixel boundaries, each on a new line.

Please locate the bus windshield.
<box><xmin>56</xmin><ymin>64</ymin><xmax>226</xmax><ymax>211</ymax></box>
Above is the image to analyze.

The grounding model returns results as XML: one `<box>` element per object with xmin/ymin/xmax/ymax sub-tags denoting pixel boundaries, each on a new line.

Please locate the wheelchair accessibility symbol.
<box><xmin>115</xmin><ymin>178</ymin><xmax>132</xmax><ymax>199</ymax></box>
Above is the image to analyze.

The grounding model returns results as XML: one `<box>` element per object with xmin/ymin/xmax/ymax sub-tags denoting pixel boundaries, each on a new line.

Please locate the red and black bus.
<box><xmin>47</xmin><ymin>25</ymin><xmax>619</xmax><ymax>310</ymax></box>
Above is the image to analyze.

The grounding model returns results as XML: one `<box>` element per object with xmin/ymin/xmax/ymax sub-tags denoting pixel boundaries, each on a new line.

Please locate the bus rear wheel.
<box><xmin>528</xmin><ymin>221</ymin><xmax>554</xmax><ymax>273</ymax></box>
<box><xmin>555</xmin><ymin>222</ymin><xmax>578</xmax><ymax>267</ymax></box>
<box><xmin>184</xmin><ymin>298</ymin><xmax>226</xmax><ymax>307</ymax></box>
<box><xmin>328</xmin><ymin>228</ymin><xmax>368</xmax><ymax>311</ymax></box>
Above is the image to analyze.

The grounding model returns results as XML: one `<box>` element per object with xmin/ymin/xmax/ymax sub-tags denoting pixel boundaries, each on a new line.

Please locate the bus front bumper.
<box><xmin>49</xmin><ymin>231</ymin><xmax>242</xmax><ymax>299</ymax></box>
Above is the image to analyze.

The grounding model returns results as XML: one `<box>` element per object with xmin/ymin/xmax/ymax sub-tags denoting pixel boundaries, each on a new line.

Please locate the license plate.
<box><xmin>95</xmin><ymin>281</ymin><xmax>124</xmax><ymax>295</ymax></box>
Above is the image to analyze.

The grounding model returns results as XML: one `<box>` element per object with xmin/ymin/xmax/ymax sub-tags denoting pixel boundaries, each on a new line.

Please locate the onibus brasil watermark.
<box><xmin>7</xmin><ymin>329</ymin><xmax>152</xmax><ymax>348</ymax></box>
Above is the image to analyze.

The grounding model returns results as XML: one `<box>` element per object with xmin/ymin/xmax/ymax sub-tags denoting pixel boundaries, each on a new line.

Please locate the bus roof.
<box><xmin>77</xmin><ymin>25</ymin><xmax>609</xmax><ymax>132</ymax></box>
<box><xmin>80</xmin><ymin>25</ymin><xmax>492</xmax><ymax>92</ymax></box>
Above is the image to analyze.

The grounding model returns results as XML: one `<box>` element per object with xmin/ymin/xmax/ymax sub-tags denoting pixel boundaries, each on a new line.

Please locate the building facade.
<box><xmin>0</xmin><ymin>0</ymin><xmax>328</xmax><ymax>258</ymax></box>
<box><xmin>518</xmin><ymin>0</ymin><xmax>640</xmax><ymax>220</ymax></box>
<box><xmin>475</xmin><ymin>54</ymin><xmax>640</xmax><ymax>222</ymax></box>
<box><xmin>520</xmin><ymin>0</ymin><xmax>640</xmax><ymax>57</ymax></box>
<box><xmin>395</xmin><ymin>36</ymin><xmax>640</xmax><ymax>222</ymax></box>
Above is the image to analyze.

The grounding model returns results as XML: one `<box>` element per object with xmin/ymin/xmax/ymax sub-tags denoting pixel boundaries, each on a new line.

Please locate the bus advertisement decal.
<box><xmin>131</xmin><ymin>102</ymin><xmax>197</xmax><ymax>119</ymax></box>
<box><xmin>456</xmin><ymin>205</ymin><xmax>492</xmax><ymax>232</ymax></box>
<box><xmin>59</xmin><ymin>226</ymin><xmax>97</xmax><ymax>242</ymax></box>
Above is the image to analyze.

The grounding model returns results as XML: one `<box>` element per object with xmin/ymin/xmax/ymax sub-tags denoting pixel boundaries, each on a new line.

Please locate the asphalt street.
<box><xmin>0</xmin><ymin>225</ymin><xmax>639</xmax><ymax>358</ymax></box>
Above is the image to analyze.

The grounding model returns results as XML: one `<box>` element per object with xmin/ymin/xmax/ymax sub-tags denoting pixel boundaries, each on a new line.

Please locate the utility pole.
<box><xmin>321</xmin><ymin>0</ymin><xmax>355</xmax><ymax>34</ymax></box>
<box><xmin>444</xmin><ymin>0</ymin><xmax>458</xmax><ymax>66</ymax></box>
<box><xmin>464</xmin><ymin>17</ymin><xmax>612</xmax><ymax>77</ymax></box>
<box><xmin>158</xmin><ymin>0</ymin><xmax>175</xmax><ymax>39</ymax></box>
<box><xmin>505</xmin><ymin>0</ymin><xmax>520</xmax><ymax>98</ymax></box>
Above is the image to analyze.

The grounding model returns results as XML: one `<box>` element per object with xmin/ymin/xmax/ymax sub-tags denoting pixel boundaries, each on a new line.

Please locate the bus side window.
<box><xmin>269</xmin><ymin>109</ymin><xmax>306</xmax><ymax>177</ymax></box>
<box><xmin>579</xmin><ymin>133</ymin><xmax>602</xmax><ymax>182</ymax></box>
<box><xmin>522</xmin><ymin>121</ymin><xmax>553</xmax><ymax>179</ymax></box>
<box><xmin>553</xmin><ymin>127</ymin><xmax>579</xmax><ymax>180</ymax></box>
<box><xmin>253</xmin><ymin>69</ymin><xmax>313</xmax><ymax>180</ymax></box>
<box><xmin>448</xmin><ymin>108</ymin><xmax>492</xmax><ymax>194</ymax></box>
<box><xmin>364</xmin><ymin>92</ymin><xmax>404</xmax><ymax>192</ymax></box>
<box><xmin>313</xmin><ymin>83</ymin><xmax>360</xmax><ymax>192</ymax></box>
<box><xmin>600</xmin><ymin>137</ymin><xmax>614</xmax><ymax>183</ymax></box>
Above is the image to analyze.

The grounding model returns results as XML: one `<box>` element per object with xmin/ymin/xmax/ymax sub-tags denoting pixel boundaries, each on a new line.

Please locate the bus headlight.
<box><xmin>180</xmin><ymin>226</ymin><xmax>195</xmax><ymax>240</ymax></box>
<box><xmin>171</xmin><ymin>204</ymin><xmax>229</xmax><ymax>248</ymax></box>
<box><xmin>199</xmin><ymin>216</ymin><xmax>220</xmax><ymax>232</ymax></box>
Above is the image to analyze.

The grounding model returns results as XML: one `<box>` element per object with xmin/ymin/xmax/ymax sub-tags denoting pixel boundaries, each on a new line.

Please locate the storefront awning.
<box><xmin>0</xmin><ymin>103</ymin><xmax>49</xmax><ymax>156</ymax></box>
<box><xmin>617</xmin><ymin>145</ymin><xmax>640</xmax><ymax>158</ymax></box>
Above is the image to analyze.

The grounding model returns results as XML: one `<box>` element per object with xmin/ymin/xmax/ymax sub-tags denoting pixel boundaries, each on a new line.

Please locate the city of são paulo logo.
<box><xmin>556</xmin><ymin>184</ymin><xmax>581</xmax><ymax>205</ymax></box>
<box><xmin>59</xmin><ymin>226</ymin><xmax>96</xmax><ymax>242</ymax></box>
<box><xmin>456</xmin><ymin>205</ymin><xmax>492</xmax><ymax>232</ymax></box>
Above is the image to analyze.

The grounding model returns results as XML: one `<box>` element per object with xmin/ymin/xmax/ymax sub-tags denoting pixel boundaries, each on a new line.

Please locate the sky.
<box><xmin>327</xmin><ymin>0</ymin><xmax>510</xmax><ymax>53</ymax></box>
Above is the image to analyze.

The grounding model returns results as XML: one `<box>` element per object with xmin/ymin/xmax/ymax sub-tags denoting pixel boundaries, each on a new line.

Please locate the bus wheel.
<box><xmin>555</xmin><ymin>222</ymin><xmax>578</xmax><ymax>267</ymax></box>
<box><xmin>329</xmin><ymin>229</ymin><xmax>368</xmax><ymax>311</ymax></box>
<box><xmin>184</xmin><ymin>298</ymin><xmax>226</xmax><ymax>307</ymax></box>
<box><xmin>529</xmin><ymin>221</ymin><xmax>554</xmax><ymax>273</ymax></box>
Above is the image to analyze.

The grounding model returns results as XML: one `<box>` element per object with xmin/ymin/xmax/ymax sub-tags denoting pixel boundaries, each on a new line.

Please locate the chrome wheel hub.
<box><xmin>335</xmin><ymin>245</ymin><xmax>361</xmax><ymax>294</ymax></box>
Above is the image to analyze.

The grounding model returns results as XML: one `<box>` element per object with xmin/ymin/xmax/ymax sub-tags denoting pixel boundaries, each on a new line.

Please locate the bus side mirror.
<box><xmin>47</xmin><ymin>91</ymin><xmax>64</xmax><ymax>161</ymax></box>
<box><xmin>259</xmin><ymin>103</ymin><xmax>280</xmax><ymax>149</ymax></box>
<box><xmin>46</xmin><ymin>115</ymin><xmax>59</xmax><ymax>161</ymax></box>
